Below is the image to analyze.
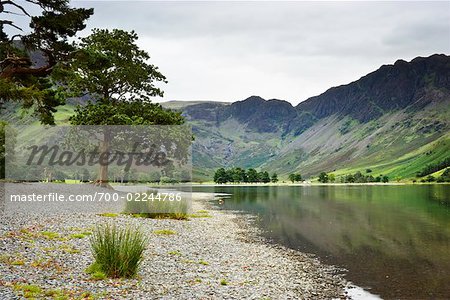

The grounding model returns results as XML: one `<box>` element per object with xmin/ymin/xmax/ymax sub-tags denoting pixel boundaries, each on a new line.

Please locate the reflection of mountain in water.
<box><xmin>197</xmin><ymin>185</ymin><xmax>450</xmax><ymax>299</ymax></box>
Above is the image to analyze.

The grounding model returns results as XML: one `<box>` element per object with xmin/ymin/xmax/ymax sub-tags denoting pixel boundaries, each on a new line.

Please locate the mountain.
<box><xmin>2</xmin><ymin>54</ymin><xmax>449</xmax><ymax>182</ymax></box>
<box><xmin>170</xmin><ymin>54</ymin><xmax>450</xmax><ymax>181</ymax></box>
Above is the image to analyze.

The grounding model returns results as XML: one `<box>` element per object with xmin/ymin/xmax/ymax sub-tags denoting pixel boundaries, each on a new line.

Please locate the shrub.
<box><xmin>123</xmin><ymin>191</ymin><xmax>188</xmax><ymax>220</ymax></box>
<box><xmin>89</xmin><ymin>223</ymin><xmax>147</xmax><ymax>278</ymax></box>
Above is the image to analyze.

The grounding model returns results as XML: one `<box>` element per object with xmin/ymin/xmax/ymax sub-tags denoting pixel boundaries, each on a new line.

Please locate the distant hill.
<box><xmin>2</xmin><ymin>54</ymin><xmax>449</xmax><ymax>182</ymax></box>
<box><xmin>176</xmin><ymin>54</ymin><xmax>450</xmax><ymax>181</ymax></box>
<box><xmin>160</xmin><ymin>100</ymin><xmax>230</xmax><ymax>110</ymax></box>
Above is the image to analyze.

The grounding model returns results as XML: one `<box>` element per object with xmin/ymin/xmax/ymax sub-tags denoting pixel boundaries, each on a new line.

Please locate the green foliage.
<box><xmin>288</xmin><ymin>173</ymin><xmax>302</xmax><ymax>183</ymax></box>
<box><xmin>69</xmin><ymin>101</ymin><xmax>184</xmax><ymax>126</ymax></box>
<box><xmin>232</xmin><ymin>167</ymin><xmax>247</xmax><ymax>183</ymax></box>
<box><xmin>318</xmin><ymin>172</ymin><xmax>329</xmax><ymax>183</ymax></box>
<box><xmin>41</xmin><ymin>231</ymin><xmax>59</xmax><ymax>239</ymax></box>
<box><xmin>160</xmin><ymin>176</ymin><xmax>180</xmax><ymax>184</ymax></box>
<box><xmin>246</xmin><ymin>168</ymin><xmax>258</xmax><ymax>182</ymax></box>
<box><xmin>258</xmin><ymin>171</ymin><xmax>270</xmax><ymax>183</ymax></box>
<box><xmin>123</xmin><ymin>194</ymin><xmax>188</xmax><ymax>220</ymax></box>
<box><xmin>89</xmin><ymin>223</ymin><xmax>147</xmax><ymax>278</ymax></box>
<box><xmin>213</xmin><ymin>168</ymin><xmax>232</xmax><ymax>183</ymax></box>
<box><xmin>288</xmin><ymin>173</ymin><xmax>295</xmax><ymax>183</ymax></box>
<box><xmin>85</xmin><ymin>262</ymin><xmax>107</xmax><ymax>280</ymax></box>
<box><xmin>422</xmin><ymin>175</ymin><xmax>436</xmax><ymax>182</ymax></box>
<box><xmin>220</xmin><ymin>279</ymin><xmax>229</xmax><ymax>286</ymax></box>
<box><xmin>328</xmin><ymin>173</ymin><xmax>336</xmax><ymax>182</ymax></box>
<box><xmin>416</xmin><ymin>157</ymin><xmax>450</xmax><ymax>177</ymax></box>
<box><xmin>213</xmin><ymin>167</ymin><xmax>273</xmax><ymax>183</ymax></box>
<box><xmin>69</xmin><ymin>233</ymin><xmax>87</xmax><ymax>239</ymax></box>
<box><xmin>98</xmin><ymin>213</ymin><xmax>118</xmax><ymax>218</ymax></box>
<box><xmin>271</xmin><ymin>172</ymin><xmax>278</xmax><ymax>183</ymax></box>
<box><xmin>339</xmin><ymin>171</ymin><xmax>388</xmax><ymax>183</ymax></box>
<box><xmin>436</xmin><ymin>168</ymin><xmax>450</xmax><ymax>182</ymax></box>
<box><xmin>66</xmin><ymin>29</ymin><xmax>186</xmax><ymax>184</ymax></box>
<box><xmin>13</xmin><ymin>284</ymin><xmax>42</xmax><ymax>298</ymax></box>
<box><xmin>0</xmin><ymin>0</ymin><xmax>93</xmax><ymax>124</ymax></box>
<box><xmin>67</xmin><ymin>28</ymin><xmax>166</xmax><ymax>103</ymax></box>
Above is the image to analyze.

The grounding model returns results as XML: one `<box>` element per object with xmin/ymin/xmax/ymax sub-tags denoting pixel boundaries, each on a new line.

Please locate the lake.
<box><xmin>191</xmin><ymin>185</ymin><xmax>450</xmax><ymax>299</ymax></box>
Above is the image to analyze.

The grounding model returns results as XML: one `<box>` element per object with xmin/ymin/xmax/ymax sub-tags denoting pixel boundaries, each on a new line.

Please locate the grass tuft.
<box><xmin>11</xmin><ymin>259</ymin><xmax>25</xmax><ymax>266</ymax></box>
<box><xmin>153</xmin><ymin>229</ymin><xmax>176</xmax><ymax>235</ymax></box>
<box><xmin>198</xmin><ymin>260</ymin><xmax>209</xmax><ymax>266</ymax></box>
<box><xmin>89</xmin><ymin>223</ymin><xmax>147</xmax><ymax>278</ymax></box>
<box><xmin>98</xmin><ymin>213</ymin><xmax>118</xmax><ymax>218</ymax></box>
<box><xmin>41</xmin><ymin>231</ymin><xmax>59</xmax><ymax>239</ymax></box>
<box><xmin>69</xmin><ymin>233</ymin><xmax>87</xmax><ymax>239</ymax></box>
<box><xmin>123</xmin><ymin>192</ymin><xmax>189</xmax><ymax>220</ymax></box>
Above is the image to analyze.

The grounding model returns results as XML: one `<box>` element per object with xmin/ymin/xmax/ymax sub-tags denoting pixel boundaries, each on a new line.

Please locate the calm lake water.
<box><xmin>191</xmin><ymin>185</ymin><xmax>450</xmax><ymax>299</ymax></box>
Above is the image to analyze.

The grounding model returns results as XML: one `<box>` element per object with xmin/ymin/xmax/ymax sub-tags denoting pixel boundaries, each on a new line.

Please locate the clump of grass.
<box><xmin>220</xmin><ymin>279</ymin><xmax>228</xmax><ymax>286</ymax></box>
<box><xmin>69</xmin><ymin>233</ymin><xmax>87</xmax><ymax>239</ymax></box>
<box><xmin>189</xmin><ymin>210</ymin><xmax>212</xmax><ymax>218</ymax></box>
<box><xmin>41</xmin><ymin>231</ymin><xmax>59</xmax><ymax>239</ymax></box>
<box><xmin>59</xmin><ymin>244</ymin><xmax>80</xmax><ymax>254</ymax></box>
<box><xmin>152</xmin><ymin>212</ymin><xmax>189</xmax><ymax>220</ymax></box>
<box><xmin>13</xmin><ymin>284</ymin><xmax>42</xmax><ymax>298</ymax></box>
<box><xmin>86</xmin><ymin>262</ymin><xmax>107</xmax><ymax>280</ymax></box>
<box><xmin>198</xmin><ymin>260</ymin><xmax>209</xmax><ymax>266</ymax></box>
<box><xmin>168</xmin><ymin>250</ymin><xmax>182</xmax><ymax>256</ymax></box>
<box><xmin>85</xmin><ymin>262</ymin><xmax>107</xmax><ymax>280</ymax></box>
<box><xmin>98</xmin><ymin>213</ymin><xmax>118</xmax><ymax>218</ymax></box>
<box><xmin>11</xmin><ymin>259</ymin><xmax>25</xmax><ymax>266</ymax></box>
<box><xmin>189</xmin><ymin>213</ymin><xmax>212</xmax><ymax>218</ymax></box>
<box><xmin>123</xmin><ymin>193</ymin><xmax>189</xmax><ymax>220</ymax></box>
<box><xmin>89</xmin><ymin>223</ymin><xmax>147</xmax><ymax>278</ymax></box>
<box><xmin>153</xmin><ymin>229</ymin><xmax>176</xmax><ymax>235</ymax></box>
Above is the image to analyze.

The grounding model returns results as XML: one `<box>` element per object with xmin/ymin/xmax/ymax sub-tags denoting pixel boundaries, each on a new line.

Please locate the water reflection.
<box><xmin>192</xmin><ymin>185</ymin><xmax>450</xmax><ymax>299</ymax></box>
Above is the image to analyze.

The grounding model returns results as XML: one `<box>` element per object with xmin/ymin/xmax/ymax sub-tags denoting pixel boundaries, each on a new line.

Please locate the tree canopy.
<box><xmin>213</xmin><ymin>167</ymin><xmax>274</xmax><ymax>184</ymax></box>
<box><xmin>0</xmin><ymin>0</ymin><xmax>93</xmax><ymax>124</ymax></box>
<box><xmin>66</xmin><ymin>28</ymin><xmax>166</xmax><ymax>104</ymax></box>
<box><xmin>67</xmin><ymin>28</ymin><xmax>185</xmax><ymax>186</ymax></box>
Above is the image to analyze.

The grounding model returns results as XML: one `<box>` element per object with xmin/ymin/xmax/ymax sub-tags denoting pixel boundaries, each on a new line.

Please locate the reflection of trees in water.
<box><xmin>208</xmin><ymin>184</ymin><xmax>450</xmax><ymax>298</ymax></box>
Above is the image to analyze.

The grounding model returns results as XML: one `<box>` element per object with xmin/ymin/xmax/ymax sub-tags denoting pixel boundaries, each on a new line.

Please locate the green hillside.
<box><xmin>2</xmin><ymin>55</ymin><xmax>449</xmax><ymax>183</ymax></box>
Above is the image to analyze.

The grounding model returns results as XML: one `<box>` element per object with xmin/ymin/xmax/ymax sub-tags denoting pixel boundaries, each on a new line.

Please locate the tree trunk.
<box><xmin>95</xmin><ymin>129</ymin><xmax>112</xmax><ymax>188</ymax></box>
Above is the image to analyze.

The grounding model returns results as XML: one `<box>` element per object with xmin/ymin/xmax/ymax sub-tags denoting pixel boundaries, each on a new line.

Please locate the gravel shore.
<box><xmin>0</xmin><ymin>183</ymin><xmax>348</xmax><ymax>299</ymax></box>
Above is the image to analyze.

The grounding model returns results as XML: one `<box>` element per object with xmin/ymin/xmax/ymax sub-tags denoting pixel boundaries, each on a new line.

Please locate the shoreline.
<box><xmin>185</xmin><ymin>182</ymin><xmax>449</xmax><ymax>187</ymax></box>
<box><xmin>1</xmin><ymin>183</ymin><xmax>350</xmax><ymax>299</ymax></box>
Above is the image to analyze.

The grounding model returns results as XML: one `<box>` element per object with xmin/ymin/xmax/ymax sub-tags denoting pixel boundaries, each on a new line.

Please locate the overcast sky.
<box><xmin>9</xmin><ymin>1</ymin><xmax>450</xmax><ymax>104</ymax></box>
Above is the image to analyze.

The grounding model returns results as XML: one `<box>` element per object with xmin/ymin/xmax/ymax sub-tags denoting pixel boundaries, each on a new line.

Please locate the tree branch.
<box><xmin>0</xmin><ymin>65</ymin><xmax>53</xmax><ymax>79</ymax></box>
<box><xmin>0</xmin><ymin>20</ymin><xmax>23</xmax><ymax>31</ymax></box>
<box><xmin>1</xmin><ymin>0</ymin><xmax>31</xmax><ymax>17</ymax></box>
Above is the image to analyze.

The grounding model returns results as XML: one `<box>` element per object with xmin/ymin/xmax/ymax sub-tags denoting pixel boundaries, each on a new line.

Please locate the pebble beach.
<box><xmin>0</xmin><ymin>183</ymin><xmax>348</xmax><ymax>299</ymax></box>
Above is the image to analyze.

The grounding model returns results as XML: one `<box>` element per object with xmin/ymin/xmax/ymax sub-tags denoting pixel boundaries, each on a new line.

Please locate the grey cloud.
<box><xmin>9</xmin><ymin>1</ymin><xmax>450</xmax><ymax>104</ymax></box>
